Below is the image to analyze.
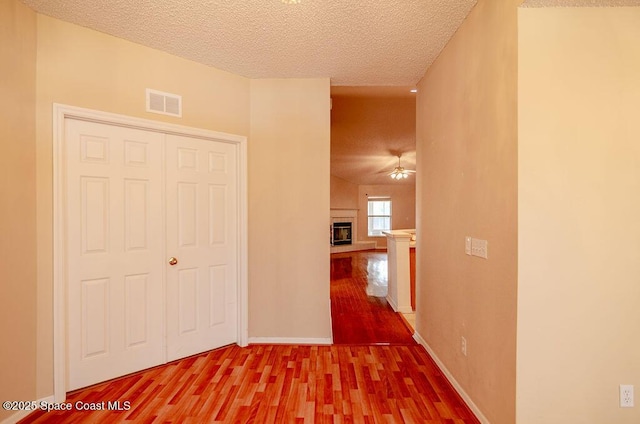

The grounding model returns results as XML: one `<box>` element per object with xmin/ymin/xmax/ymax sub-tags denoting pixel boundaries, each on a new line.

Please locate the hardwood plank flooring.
<box><xmin>331</xmin><ymin>250</ymin><xmax>416</xmax><ymax>345</ymax></box>
<box><xmin>20</xmin><ymin>344</ymin><xmax>478</xmax><ymax>423</ymax></box>
<box><xmin>20</xmin><ymin>251</ymin><xmax>478</xmax><ymax>423</ymax></box>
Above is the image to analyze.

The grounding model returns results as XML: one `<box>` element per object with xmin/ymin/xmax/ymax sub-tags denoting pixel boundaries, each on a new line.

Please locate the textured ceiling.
<box><xmin>21</xmin><ymin>0</ymin><xmax>477</xmax><ymax>86</ymax></box>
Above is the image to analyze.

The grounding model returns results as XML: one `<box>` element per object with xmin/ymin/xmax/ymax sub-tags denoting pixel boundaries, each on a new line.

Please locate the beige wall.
<box><xmin>0</xmin><ymin>0</ymin><xmax>38</xmax><ymax>420</ymax></box>
<box><xmin>330</xmin><ymin>175</ymin><xmax>358</xmax><ymax>210</ymax></box>
<box><xmin>415</xmin><ymin>0</ymin><xmax>519</xmax><ymax>423</ymax></box>
<box><xmin>249</xmin><ymin>79</ymin><xmax>332</xmax><ymax>339</ymax></box>
<box><xmin>357</xmin><ymin>184</ymin><xmax>416</xmax><ymax>248</ymax></box>
<box><xmin>518</xmin><ymin>8</ymin><xmax>640</xmax><ymax>423</ymax></box>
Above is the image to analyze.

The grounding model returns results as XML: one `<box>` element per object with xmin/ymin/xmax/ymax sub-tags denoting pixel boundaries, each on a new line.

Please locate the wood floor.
<box><xmin>330</xmin><ymin>251</ymin><xmax>416</xmax><ymax>345</ymax></box>
<box><xmin>20</xmin><ymin>250</ymin><xmax>478</xmax><ymax>423</ymax></box>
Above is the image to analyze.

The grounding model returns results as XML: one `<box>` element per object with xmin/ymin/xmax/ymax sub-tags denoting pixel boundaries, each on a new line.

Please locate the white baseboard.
<box><xmin>248</xmin><ymin>337</ymin><xmax>333</xmax><ymax>345</ymax></box>
<box><xmin>386</xmin><ymin>294</ymin><xmax>399</xmax><ymax>311</ymax></box>
<box><xmin>413</xmin><ymin>331</ymin><xmax>490</xmax><ymax>424</ymax></box>
<box><xmin>1</xmin><ymin>395</ymin><xmax>54</xmax><ymax>424</ymax></box>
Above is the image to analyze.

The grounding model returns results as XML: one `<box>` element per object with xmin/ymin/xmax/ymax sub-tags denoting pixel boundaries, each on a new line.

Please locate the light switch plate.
<box><xmin>471</xmin><ymin>238</ymin><xmax>488</xmax><ymax>259</ymax></box>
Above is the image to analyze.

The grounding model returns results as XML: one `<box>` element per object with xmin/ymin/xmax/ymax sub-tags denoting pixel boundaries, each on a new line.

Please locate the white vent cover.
<box><xmin>146</xmin><ymin>88</ymin><xmax>182</xmax><ymax>117</ymax></box>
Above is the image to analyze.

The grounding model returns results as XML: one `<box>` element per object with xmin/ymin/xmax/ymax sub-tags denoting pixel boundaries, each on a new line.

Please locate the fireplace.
<box><xmin>332</xmin><ymin>222</ymin><xmax>352</xmax><ymax>246</ymax></box>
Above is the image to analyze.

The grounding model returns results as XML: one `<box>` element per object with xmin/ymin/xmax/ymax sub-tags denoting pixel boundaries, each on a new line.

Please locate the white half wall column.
<box><xmin>383</xmin><ymin>230</ymin><xmax>414</xmax><ymax>313</ymax></box>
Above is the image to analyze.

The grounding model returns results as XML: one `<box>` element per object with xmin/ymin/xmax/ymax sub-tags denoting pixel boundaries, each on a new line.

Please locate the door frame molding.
<box><xmin>52</xmin><ymin>103</ymin><xmax>249</xmax><ymax>402</ymax></box>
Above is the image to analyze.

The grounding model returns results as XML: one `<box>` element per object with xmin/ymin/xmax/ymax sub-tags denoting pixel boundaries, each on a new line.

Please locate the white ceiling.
<box><xmin>21</xmin><ymin>0</ymin><xmax>477</xmax><ymax>86</ymax></box>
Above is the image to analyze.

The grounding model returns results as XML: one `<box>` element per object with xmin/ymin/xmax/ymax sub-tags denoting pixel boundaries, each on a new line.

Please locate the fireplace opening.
<box><xmin>332</xmin><ymin>222</ymin><xmax>352</xmax><ymax>246</ymax></box>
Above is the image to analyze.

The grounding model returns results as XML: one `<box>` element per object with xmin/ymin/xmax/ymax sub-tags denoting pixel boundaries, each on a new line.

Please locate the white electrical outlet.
<box><xmin>465</xmin><ymin>237</ymin><xmax>472</xmax><ymax>255</ymax></box>
<box><xmin>461</xmin><ymin>336</ymin><xmax>467</xmax><ymax>356</ymax></box>
<box><xmin>620</xmin><ymin>384</ymin><xmax>634</xmax><ymax>408</ymax></box>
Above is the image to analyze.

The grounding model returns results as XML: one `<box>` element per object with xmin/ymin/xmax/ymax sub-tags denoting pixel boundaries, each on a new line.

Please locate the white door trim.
<box><xmin>52</xmin><ymin>103</ymin><xmax>248</xmax><ymax>402</ymax></box>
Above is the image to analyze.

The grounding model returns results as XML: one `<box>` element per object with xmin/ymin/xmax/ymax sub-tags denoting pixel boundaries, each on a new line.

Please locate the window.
<box><xmin>367</xmin><ymin>198</ymin><xmax>391</xmax><ymax>236</ymax></box>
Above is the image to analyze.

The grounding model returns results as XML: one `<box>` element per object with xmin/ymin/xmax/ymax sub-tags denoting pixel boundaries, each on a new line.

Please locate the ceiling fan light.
<box><xmin>389</xmin><ymin>156</ymin><xmax>415</xmax><ymax>181</ymax></box>
<box><xmin>390</xmin><ymin>167</ymin><xmax>408</xmax><ymax>180</ymax></box>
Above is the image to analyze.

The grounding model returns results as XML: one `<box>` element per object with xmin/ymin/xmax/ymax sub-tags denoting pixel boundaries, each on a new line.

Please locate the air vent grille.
<box><xmin>146</xmin><ymin>89</ymin><xmax>182</xmax><ymax>117</ymax></box>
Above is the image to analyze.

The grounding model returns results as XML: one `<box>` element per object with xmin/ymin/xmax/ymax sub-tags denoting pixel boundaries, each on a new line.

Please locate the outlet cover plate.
<box><xmin>620</xmin><ymin>384</ymin><xmax>634</xmax><ymax>408</ymax></box>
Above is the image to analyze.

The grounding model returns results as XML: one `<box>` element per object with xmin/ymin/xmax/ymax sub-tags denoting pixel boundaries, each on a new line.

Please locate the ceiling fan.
<box><xmin>389</xmin><ymin>156</ymin><xmax>416</xmax><ymax>180</ymax></box>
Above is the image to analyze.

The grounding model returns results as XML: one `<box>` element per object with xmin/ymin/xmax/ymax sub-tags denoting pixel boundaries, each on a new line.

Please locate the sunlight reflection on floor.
<box><xmin>365</xmin><ymin>254</ymin><xmax>388</xmax><ymax>297</ymax></box>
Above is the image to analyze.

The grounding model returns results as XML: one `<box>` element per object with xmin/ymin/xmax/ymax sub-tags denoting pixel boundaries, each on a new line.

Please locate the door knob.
<box><xmin>168</xmin><ymin>257</ymin><xmax>178</xmax><ymax>266</ymax></box>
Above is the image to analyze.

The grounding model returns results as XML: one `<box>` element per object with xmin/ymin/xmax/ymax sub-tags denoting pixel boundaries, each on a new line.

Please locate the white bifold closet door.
<box><xmin>65</xmin><ymin>119</ymin><xmax>238</xmax><ymax>391</ymax></box>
